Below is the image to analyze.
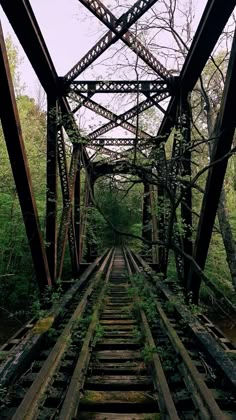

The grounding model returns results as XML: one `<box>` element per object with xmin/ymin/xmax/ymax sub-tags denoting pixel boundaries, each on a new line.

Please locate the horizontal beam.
<box><xmin>89</xmin><ymin>137</ymin><xmax>153</xmax><ymax>146</ymax></box>
<box><xmin>69</xmin><ymin>80</ymin><xmax>169</xmax><ymax>94</ymax></box>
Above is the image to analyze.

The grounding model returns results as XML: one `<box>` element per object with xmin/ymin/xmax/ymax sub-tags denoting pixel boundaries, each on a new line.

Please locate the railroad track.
<box><xmin>0</xmin><ymin>248</ymin><xmax>235</xmax><ymax>419</ymax></box>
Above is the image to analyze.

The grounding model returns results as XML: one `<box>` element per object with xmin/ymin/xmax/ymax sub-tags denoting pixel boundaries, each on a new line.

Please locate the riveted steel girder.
<box><xmin>90</xmin><ymin>138</ymin><xmax>151</xmax><ymax>146</ymax></box>
<box><xmin>65</xmin><ymin>0</ymin><xmax>169</xmax><ymax>82</ymax></box>
<box><xmin>69</xmin><ymin>80</ymin><xmax>168</xmax><ymax>94</ymax></box>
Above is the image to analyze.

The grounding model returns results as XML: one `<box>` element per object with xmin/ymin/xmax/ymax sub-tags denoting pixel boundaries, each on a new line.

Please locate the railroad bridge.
<box><xmin>0</xmin><ymin>0</ymin><xmax>236</xmax><ymax>418</ymax></box>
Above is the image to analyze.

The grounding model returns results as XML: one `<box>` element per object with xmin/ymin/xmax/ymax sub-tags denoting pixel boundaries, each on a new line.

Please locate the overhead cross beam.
<box><xmin>65</xmin><ymin>0</ymin><xmax>169</xmax><ymax>82</ymax></box>
<box><xmin>89</xmin><ymin>138</ymin><xmax>152</xmax><ymax>146</ymax></box>
<box><xmin>69</xmin><ymin>80</ymin><xmax>168</xmax><ymax>94</ymax></box>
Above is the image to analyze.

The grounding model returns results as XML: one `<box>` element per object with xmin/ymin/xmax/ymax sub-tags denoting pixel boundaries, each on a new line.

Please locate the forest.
<box><xmin>0</xmin><ymin>0</ymin><xmax>236</xmax><ymax>343</ymax></box>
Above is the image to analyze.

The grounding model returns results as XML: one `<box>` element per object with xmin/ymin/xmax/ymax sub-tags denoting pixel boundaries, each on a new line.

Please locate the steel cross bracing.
<box><xmin>87</xmin><ymin>91</ymin><xmax>169</xmax><ymax>139</ymax></box>
<box><xmin>69</xmin><ymin>90</ymin><xmax>152</xmax><ymax>138</ymax></box>
<box><xmin>65</xmin><ymin>0</ymin><xmax>170</xmax><ymax>82</ymax></box>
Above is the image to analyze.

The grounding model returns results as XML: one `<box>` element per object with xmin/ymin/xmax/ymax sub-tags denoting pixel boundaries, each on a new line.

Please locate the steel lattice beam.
<box><xmin>89</xmin><ymin>137</ymin><xmax>157</xmax><ymax>147</ymax></box>
<box><xmin>69</xmin><ymin>80</ymin><xmax>168</xmax><ymax>94</ymax></box>
<box><xmin>65</xmin><ymin>0</ymin><xmax>169</xmax><ymax>82</ymax></box>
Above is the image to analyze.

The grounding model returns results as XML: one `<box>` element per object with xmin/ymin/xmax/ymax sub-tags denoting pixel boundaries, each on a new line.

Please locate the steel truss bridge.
<box><xmin>1</xmin><ymin>0</ymin><xmax>236</xmax><ymax>416</ymax></box>
<box><xmin>0</xmin><ymin>0</ymin><xmax>236</xmax><ymax>302</ymax></box>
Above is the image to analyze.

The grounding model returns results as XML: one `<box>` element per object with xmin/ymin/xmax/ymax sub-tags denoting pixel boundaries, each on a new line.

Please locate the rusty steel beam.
<box><xmin>158</xmin><ymin>0</ymin><xmax>236</xmax><ymax>139</ymax></box>
<box><xmin>65</xmin><ymin>0</ymin><xmax>169</xmax><ymax>82</ymax></box>
<box><xmin>46</xmin><ymin>96</ymin><xmax>58</xmax><ymax>284</ymax></box>
<box><xmin>187</xmin><ymin>26</ymin><xmax>236</xmax><ymax>303</ymax></box>
<box><xmin>70</xmin><ymin>80</ymin><xmax>168</xmax><ymax>94</ymax></box>
<box><xmin>88</xmin><ymin>91</ymin><xmax>169</xmax><ymax>139</ymax></box>
<box><xmin>69</xmin><ymin>90</ymin><xmax>153</xmax><ymax>138</ymax></box>
<box><xmin>0</xmin><ymin>23</ymin><xmax>51</xmax><ymax>292</ymax></box>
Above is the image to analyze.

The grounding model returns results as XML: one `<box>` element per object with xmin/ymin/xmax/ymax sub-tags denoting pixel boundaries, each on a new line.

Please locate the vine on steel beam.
<box><xmin>65</xmin><ymin>0</ymin><xmax>169</xmax><ymax>82</ymax></box>
<box><xmin>0</xmin><ymin>23</ymin><xmax>51</xmax><ymax>292</ymax></box>
<box><xmin>46</xmin><ymin>95</ymin><xmax>58</xmax><ymax>283</ymax></box>
<box><xmin>187</xmin><ymin>25</ymin><xmax>236</xmax><ymax>303</ymax></box>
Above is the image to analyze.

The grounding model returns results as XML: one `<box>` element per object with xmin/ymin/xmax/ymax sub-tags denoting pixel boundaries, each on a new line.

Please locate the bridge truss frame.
<box><xmin>0</xmin><ymin>0</ymin><xmax>236</xmax><ymax>301</ymax></box>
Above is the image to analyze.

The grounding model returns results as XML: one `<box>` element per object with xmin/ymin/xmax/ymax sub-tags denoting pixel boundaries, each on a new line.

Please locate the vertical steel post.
<box><xmin>0</xmin><ymin>23</ymin><xmax>51</xmax><ymax>292</ymax></box>
<box><xmin>46</xmin><ymin>95</ymin><xmax>58</xmax><ymax>283</ymax></box>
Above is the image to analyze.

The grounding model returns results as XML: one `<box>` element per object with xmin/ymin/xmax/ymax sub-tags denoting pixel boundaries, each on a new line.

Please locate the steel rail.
<box><xmin>12</xmin><ymin>249</ymin><xmax>114</xmax><ymax>420</ymax></box>
<box><xmin>0</xmin><ymin>251</ymin><xmax>108</xmax><ymax>388</ymax></box>
<box><xmin>132</xmin><ymin>251</ymin><xmax>236</xmax><ymax>389</ymax></box>
<box><xmin>124</xmin><ymin>249</ymin><xmax>179</xmax><ymax>419</ymax></box>
<box><xmin>126</xmin><ymin>248</ymin><xmax>226</xmax><ymax>419</ymax></box>
<box><xmin>58</xmin><ymin>249</ymin><xmax>116</xmax><ymax>419</ymax></box>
